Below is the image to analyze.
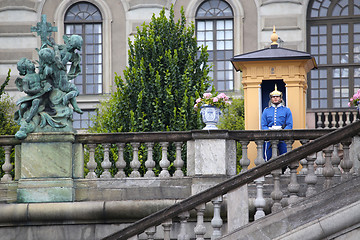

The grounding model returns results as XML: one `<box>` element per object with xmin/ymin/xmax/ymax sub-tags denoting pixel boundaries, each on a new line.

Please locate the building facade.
<box><xmin>0</xmin><ymin>0</ymin><xmax>357</xmax><ymax>130</ymax></box>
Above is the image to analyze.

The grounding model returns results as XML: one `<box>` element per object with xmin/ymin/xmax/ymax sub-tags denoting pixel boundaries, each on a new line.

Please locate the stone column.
<box><xmin>187</xmin><ymin>130</ymin><xmax>248</xmax><ymax>232</ymax></box>
<box><xmin>15</xmin><ymin>132</ymin><xmax>83</xmax><ymax>203</ymax></box>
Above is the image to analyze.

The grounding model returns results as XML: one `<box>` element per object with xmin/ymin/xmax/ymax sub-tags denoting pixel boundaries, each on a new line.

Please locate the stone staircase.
<box><xmin>221</xmin><ymin>175</ymin><xmax>360</xmax><ymax>240</ymax></box>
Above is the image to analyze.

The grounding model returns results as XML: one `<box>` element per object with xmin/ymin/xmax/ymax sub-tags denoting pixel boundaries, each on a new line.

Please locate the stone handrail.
<box><xmin>101</xmin><ymin>120</ymin><xmax>360</xmax><ymax>240</ymax></box>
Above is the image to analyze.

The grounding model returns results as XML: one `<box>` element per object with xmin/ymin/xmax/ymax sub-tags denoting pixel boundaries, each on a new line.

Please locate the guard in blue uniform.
<box><xmin>261</xmin><ymin>85</ymin><xmax>293</xmax><ymax>161</ymax></box>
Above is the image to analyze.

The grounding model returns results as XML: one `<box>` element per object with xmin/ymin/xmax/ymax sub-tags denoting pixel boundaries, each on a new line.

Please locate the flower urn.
<box><xmin>200</xmin><ymin>105</ymin><xmax>221</xmax><ymax>130</ymax></box>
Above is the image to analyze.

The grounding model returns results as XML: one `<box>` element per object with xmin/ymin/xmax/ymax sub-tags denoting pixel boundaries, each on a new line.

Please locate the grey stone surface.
<box><xmin>221</xmin><ymin>175</ymin><xmax>360</xmax><ymax>240</ymax></box>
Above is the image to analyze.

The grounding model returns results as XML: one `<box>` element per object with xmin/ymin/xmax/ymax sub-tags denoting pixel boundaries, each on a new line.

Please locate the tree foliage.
<box><xmin>0</xmin><ymin>69</ymin><xmax>19</xmax><ymax>179</ymax></box>
<box><xmin>217</xmin><ymin>98</ymin><xmax>245</xmax><ymax>131</ymax></box>
<box><xmin>91</xmin><ymin>6</ymin><xmax>211</xmax><ymax>133</ymax></box>
<box><xmin>0</xmin><ymin>69</ymin><xmax>18</xmax><ymax>135</ymax></box>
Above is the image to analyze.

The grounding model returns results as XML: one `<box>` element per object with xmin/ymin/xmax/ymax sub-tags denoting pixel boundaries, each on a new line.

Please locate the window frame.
<box><xmin>64</xmin><ymin>2</ymin><xmax>104</xmax><ymax>95</ymax></box>
<box><xmin>195</xmin><ymin>0</ymin><xmax>235</xmax><ymax>92</ymax></box>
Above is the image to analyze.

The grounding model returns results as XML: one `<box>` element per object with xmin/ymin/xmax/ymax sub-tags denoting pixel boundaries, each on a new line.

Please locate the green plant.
<box><xmin>91</xmin><ymin>5</ymin><xmax>211</xmax><ymax>133</ymax></box>
<box><xmin>89</xmin><ymin>5</ymin><xmax>212</xmax><ymax>176</ymax></box>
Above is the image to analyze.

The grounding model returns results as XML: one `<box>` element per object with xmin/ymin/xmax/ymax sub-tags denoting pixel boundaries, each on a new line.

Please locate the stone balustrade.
<box><xmin>307</xmin><ymin>109</ymin><xmax>358</xmax><ymax>129</ymax></box>
<box><xmin>1</xmin><ymin>126</ymin><xmax>360</xmax><ymax>239</ymax></box>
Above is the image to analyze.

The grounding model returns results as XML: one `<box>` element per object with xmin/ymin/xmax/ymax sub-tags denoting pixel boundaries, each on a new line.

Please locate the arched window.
<box><xmin>196</xmin><ymin>0</ymin><xmax>234</xmax><ymax>91</ymax></box>
<box><xmin>307</xmin><ymin>0</ymin><xmax>360</xmax><ymax>108</ymax></box>
<box><xmin>64</xmin><ymin>2</ymin><xmax>103</xmax><ymax>95</ymax></box>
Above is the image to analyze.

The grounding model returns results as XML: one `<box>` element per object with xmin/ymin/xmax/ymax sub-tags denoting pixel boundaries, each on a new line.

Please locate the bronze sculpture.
<box><xmin>14</xmin><ymin>15</ymin><xmax>83</xmax><ymax>139</ymax></box>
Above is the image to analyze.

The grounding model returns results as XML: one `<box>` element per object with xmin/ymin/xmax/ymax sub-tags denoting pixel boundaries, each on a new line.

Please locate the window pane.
<box><xmin>198</xmin><ymin>21</ymin><xmax>205</xmax><ymax>30</ymax></box>
<box><xmin>311</xmin><ymin>90</ymin><xmax>319</xmax><ymax>98</ymax></box>
<box><xmin>217</xmin><ymin>31</ymin><xmax>225</xmax><ymax>39</ymax></box>
<box><xmin>217</xmin><ymin>20</ymin><xmax>224</xmax><ymax>30</ymax></box>
<box><xmin>320</xmin><ymin>69</ymin><xmax>327</xmax><ymax>78</ymax></box>
<box><xmin>320</xmin><ymin>100</ymin><xmax>328</xmax><ymax>108</ymax></box>
<box><xmin>225</xmin><ymin>40</ymin><xmax>233</xmax><ymax>50</ymax></box>
<box><xmin>206</xmin><ymin>21</ymin><xmax>213</xmax><ymax>30</ymax></box>
<box><xmin>198</xmin><ymin>32</ymin><xmax>205</xmax><ymax>41</ymax></box>
<box><xmin>206</xmin><ymin>32</ymin><xmax>213</xmax><ymax>40</ymax></box>
<box><xmin>311</xmin><ymin>26</ymin><xmax>318</xmax><ymax>34</ymax></box>
<box><xmin>311</xmin><ymin>80</ymin><xmax>319</xmax><ymax>88</ymax></box>
<box><xmin>225</xmin><ymin>20</ymin><xmax>233</xmax><ymax>29</ymax></box>
<box><xmin>312</xmin><ymin>100</ymin><xmax>319</xmax><ymax>108</ymax></box>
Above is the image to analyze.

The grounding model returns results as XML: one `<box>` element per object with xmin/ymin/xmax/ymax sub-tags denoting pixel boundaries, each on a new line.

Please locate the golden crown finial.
<box><xmin>270</xmin><ymin>84</ymin><xmax>282</xmax><ymax>97</ymax></box>
<box><xmin>271</xmin><ymin>25</ymin><xmax>279</xmax><ymax>46</ymax></box>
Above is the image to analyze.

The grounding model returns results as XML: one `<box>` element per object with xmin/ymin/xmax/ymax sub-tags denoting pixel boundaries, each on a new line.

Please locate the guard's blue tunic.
<box><xmin>261</xmin><ymin>105</ymin><xmax>293</xmax><ymax>130</ymax></box>
<box><xmin>261</xmin><ymin>104</ymin><xmax>293</xmax><ymax>161</ymax></box>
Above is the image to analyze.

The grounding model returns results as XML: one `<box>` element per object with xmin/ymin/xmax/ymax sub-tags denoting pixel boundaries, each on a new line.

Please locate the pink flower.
<box><xmin>217</xmin><ymin>93</ymin><xmax>229</xmax><ymax>100</ymax></box>
<box><xmin>194</xmin><ymin>103</ymin><xmax>198</xmax><ymax>109</ymax></box>
<box><xmin>203</xmin><ymin>93</ymin><xmax>212</xmax><ymax>98</ymax></box>
<box><xmin>196</xmin><ymin>98</ymin><xmax>201</xmax><ymax>103</ymax></box>
<box><xmin>348</xmin><ymin>102</ymin><xmax>351</xmax><ymax>107</ymax></box>
<box><xmin>213</xmin><ymin>97</ymin><xmax>219</xmax><ymax>102</ymax></box>
<box><xmin>225</xmin><ymin>101</ymin><xmax>231</xmax><ymax>105</ymax></box>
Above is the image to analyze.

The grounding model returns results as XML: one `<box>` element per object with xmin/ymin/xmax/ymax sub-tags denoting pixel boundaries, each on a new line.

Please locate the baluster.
<box><xmin>162</xmin><ymin>219</ymin><xmax>172</xmax><ymax>240</ymax></box>
<box><xmin>315</xmin><ymin>150</ymin><xmax>325</xmax><ymax>175</ymax></box>
<box><xmin>269</xmin><ymin>139</ymin><xmax>283</xmax><ymax>212</ymax></box>
<box><xmin>271</xmin><ymin>168</ymin><xmax>283</xmax><ymax>212</ymax></box>
<box><xmin>86</xmin><ymin>144</ymin><xmax>97</xmax><ymax>179</ymax></box>
<box><xmin>305</xmin><ymin>153</ymin><xmax>318</xmax><ymax>197</ymax></box>
<box><xmin>345</xmin><ymin>111</ymin><xmax>351</xmax><ymax>126</ymax></box>
<box><xmin>144</xmin><ymin>142</ymin><xmax>155</xmax><ymax>177</ymax></box>
<box><xmin>178</xmin><ymin>211</ymin><xmax>190</xmax><ymax>240</ymax></box>
<box><xmin>340</xmin><ymin>139</ymin><xmax>353</xmax><ymax>180</ymax></box>
<box><xmin>1</xmin><ymin>146</ymin><xmax>13</xmax><ymax>181</ymax></box>
<box><xmin>338</xmin><ymin>112</ymin><xmax>344</xmax><ymax>127</ymax></box>
<box><xmin>254</xmin><ymin>140</ymin><xmax>264</xmax><ymax>166</ymax></box>
<box><xmin>322</xmin><ymin>146</ymin><xmax>334</xmax><ymax>189</ymax></box>
<box><xmin>211</xmin><ymin>196</ymin><xmax>223</xmax><ymax>240</ymax></box>
<box><xmin>299</xmin><ymin>140</ymin><xmax>309</xmax><ymax>175</ymax></box>
<box><xmin>352</xmin><ymin>111</ymin><xmax>358</xmax><ymax>122</ymax></box>
<box><xmin>194</xmin><ymin>204</ymin><xmax>206</xmax><ymax>240</ymax></box>
<box><xmin>254</xmin><ymin>176</ymin><xmax>266</xmax><ymax>220</ymax></box>
<box><xmin>287</xmin><ymin>158</ymin><xmax>300</xmax><ymax>205</ymax></box>
<box><xmin>357</xmin><ymin>152</ymin><xmax>360</xmax><ymax>175</ymax></box>
<box><xmin>316</xmin><ymin>112</ymin><xmax>323</xmax><ymax>129</ymax></box>
<box><xmin>100</xmin><ymin>143</ymin><xmax>112</xmax><ymax>178</ymax></box>
<box><xmin>331</xmin><ymin>143</ymin><xmax>341</xmax><ymax>175</ymax></box>
<box><xmin>174</xmin><ymin>142</ymin><xmax>184</xmax><ymax>177</ymax></box>
<box><xmin>159</xmin><ymin>142</ymin><xmax>170</xmax><ymax>177</ymax></box>
<box><xmin>239</xmin><ymin>141</ymin><xmax>250</xmax><ymax>172</ymax></box>
<box><xmin>130</xmin><ymin>142</ymin><xmax>141</xmax><ymax>178</ymax></box>
<box><xmin>271</xmin><ymin>140</ymin><xmax>278</xmax><ymax>159</ymax></box>
<box><xmin>331</xmin><ymin>112</ymin><xmax>337</xmax><ymax>129</ymax></box>
<box><xmin>115</xmin><ymin>143</ymin><xmax>126</xmax><ymax>178</ymax></box>
<box><xmin>145</xmin><ymin>226</ymin><xmax>156</xmax><ymax>240</ymax></box>
<box><xmin>283</xmin><ymin>140</ymin><xmax>294</xmax><ymax>175</ymax></box>
<box><xmin>323</xmin><ymin>112</ymin><xmax>330</xmax><ymax>129</ymax></box>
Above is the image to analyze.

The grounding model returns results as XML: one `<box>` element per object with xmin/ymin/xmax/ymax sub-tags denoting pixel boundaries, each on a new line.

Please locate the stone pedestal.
<box><xmin>187</xmin><ymin>131</ymin><xmax>236</xmax><ymax>177</ymax></box>
<box><xmin>15</xmin><ymin>132</ymin><xmax>83</xmax><ymax>203</ymax></box>
<box><xmin>187</xmin><ymin>130</ymin><xmax>249</xmax><ymax>229</ymax></box>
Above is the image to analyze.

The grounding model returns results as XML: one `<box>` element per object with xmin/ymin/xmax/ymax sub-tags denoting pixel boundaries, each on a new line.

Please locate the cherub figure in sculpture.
<box><xmin>15</xmin><ymin>58</ymin><xmax>52</xmax><ymax>123</ymax></box>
